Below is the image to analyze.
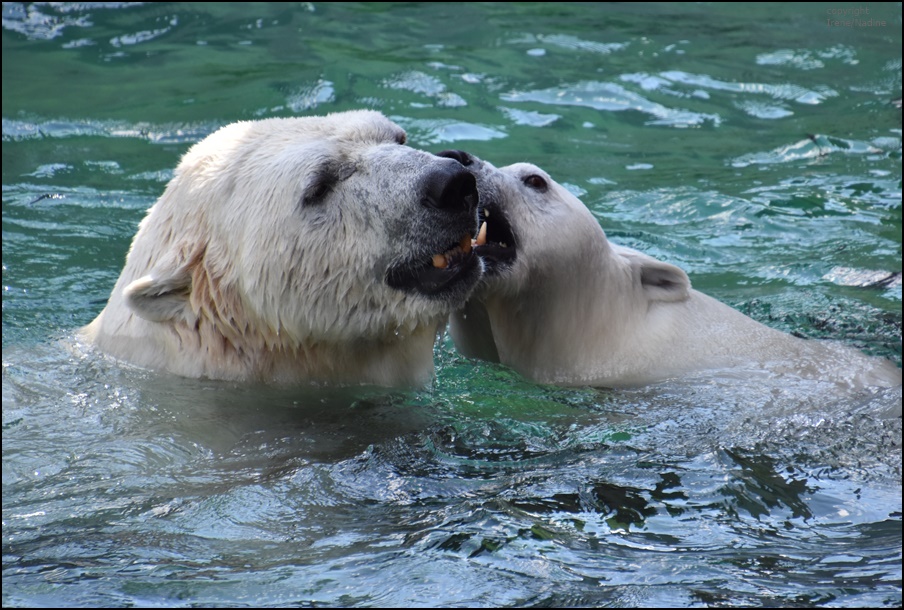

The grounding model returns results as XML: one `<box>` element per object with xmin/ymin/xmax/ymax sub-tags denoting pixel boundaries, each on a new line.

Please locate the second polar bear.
<box><xmin>83</xmin><ymin>111</ymin><xmax>482</xmax><ymax>387</ymax></box>
<box><xmin>440</xmin><ymin>151</ymin><xmax>901</xmax><ymax>390</ymax></box>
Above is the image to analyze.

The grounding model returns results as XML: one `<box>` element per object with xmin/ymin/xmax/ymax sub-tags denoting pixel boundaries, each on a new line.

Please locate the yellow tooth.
<box><xmin>461</xmin><ymin>234</ymin><xmax>472</xmax><ymax>254</ymax></box>
<box><xmin>476</xmin><ymin>221</ymin><xmax>488</xmax><ymax>246</ymax></box>
<box><xmin>432</xmin><ymin>253</ymin><xmax>448</xmax><ymax>269</ymax></box>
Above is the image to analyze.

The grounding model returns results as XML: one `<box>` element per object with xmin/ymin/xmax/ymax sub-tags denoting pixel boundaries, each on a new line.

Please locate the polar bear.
<box><xmin>440</xmin><ymin>151</ymin><xmax>902</xmax><ymax>390</ymax></box>
<box><xmin>82</xmin><ymin>111</ymin><xmax>483</xmax><ymax>386</ymax></box>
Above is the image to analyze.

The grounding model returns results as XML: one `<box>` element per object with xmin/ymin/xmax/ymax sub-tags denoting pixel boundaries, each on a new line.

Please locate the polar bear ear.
<box><xmin>639</xmin><ymin>258</ymin><xmax>691</xmax><ymax>302</ymax></box>
<box><xmin>123</xmin><ymin>269</ymin><xmax>193</xmax><ymax>323</ymax></box>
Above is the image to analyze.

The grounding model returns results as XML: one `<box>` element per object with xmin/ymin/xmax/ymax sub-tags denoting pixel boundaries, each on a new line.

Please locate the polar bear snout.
<box><xmin>420</xmin><ymin>163</ymin><xmax>479</xmax><ymax>216</ymax></box>
<box><xmin>383</xmin><ymin>162</ymin><xmax>483</xmax><ymax>301</ymax></box>
<box><xmin>435</xmin><ymin>151</ymin><xmax>518</xmax><ymax>278</ymax></box>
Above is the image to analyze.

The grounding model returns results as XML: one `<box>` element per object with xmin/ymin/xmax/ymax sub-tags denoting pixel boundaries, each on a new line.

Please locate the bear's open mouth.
<box><xmin>386</xmin><ymin>232</ymin><xmax>480</xmax><ymax>298</ymax></box>
<box><xmin>432</xmin><ymin>149</ymin><xmax>518</xmax><ymax>277</ymax></box>
<box><xmin>432</xmin><ymin>233</ymin><xmax>474</xmax><ymax>270</ymax></box>
<box><xmin>472</xmin><ymin>200</ymin><xmax>517</xmax><ymax>275</ymax></box>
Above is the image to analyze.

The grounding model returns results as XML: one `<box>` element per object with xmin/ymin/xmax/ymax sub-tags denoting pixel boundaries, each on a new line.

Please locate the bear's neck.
<box><xmin>483</xmin><ymin>236</ymin><xmax>650</xmax><ymax>383</ymax></box>
<box><xmin>88</xmin><ymin>307</ymin><xmax>443</xmax><ymax>387</ymax></box>
<box><xmin>260</xmin><ymin>322</ymin><xmax>444</xmax><ymax>386</ymax></box>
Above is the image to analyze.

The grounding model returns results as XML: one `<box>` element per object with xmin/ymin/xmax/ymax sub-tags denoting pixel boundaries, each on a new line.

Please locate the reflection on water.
<box><xmin>3</xmin><ymin>1</ymin><xmax>902</xmax><ymax>607</ymax></box>
<box><xmin>501</xmin><ymin>80</ymin><xmax>722</xmax><ymax>127</ymax></box>
<box><xmin>2</xmin><ymin>339</ymin><xmax>902</xmax><ymax>606</ymax></box>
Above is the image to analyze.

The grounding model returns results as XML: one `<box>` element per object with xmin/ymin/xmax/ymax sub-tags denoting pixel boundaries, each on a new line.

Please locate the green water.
<box><xmin>3</xmin><ymin>2</ymin><xmax>901</xmax><ymax>608</ymax></box>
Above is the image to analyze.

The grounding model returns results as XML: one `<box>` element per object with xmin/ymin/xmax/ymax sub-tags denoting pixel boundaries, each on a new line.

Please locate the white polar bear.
<box><xmin>82</xmin><ymin>111</ymin><xmax>483</xmax><ymax>386</ymax></box>
<box><xmin>439</xmin><ymin>151</ymin><xmax>902</xmax><ymax>390</ymax></box>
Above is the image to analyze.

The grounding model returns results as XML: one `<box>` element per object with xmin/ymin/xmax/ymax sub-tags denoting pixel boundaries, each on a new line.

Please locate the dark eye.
<box><xmin>523</xmin><ymin>174</ymin><xmax>548</xmax><ymax>192</ymax></box>
<box><xmin>311</xmin><ymin>180</ymin><xmax>332</xmax><ymax>200</ymax></box>
<box><xmin>303</xmin><ymin>173</ymin><xmax>335</xmax><ymax>206</ymax></box>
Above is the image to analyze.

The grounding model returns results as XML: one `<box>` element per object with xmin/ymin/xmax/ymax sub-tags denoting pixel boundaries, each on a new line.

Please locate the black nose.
<box><xmin>436</xmin><ymin>150</ymin><xmax>473</xmax><ymax>167</ymax></box>
<box><xmin>422</xmin><ymin>164</ymin><xmax>478</xmax><ymax>214</ymax></box>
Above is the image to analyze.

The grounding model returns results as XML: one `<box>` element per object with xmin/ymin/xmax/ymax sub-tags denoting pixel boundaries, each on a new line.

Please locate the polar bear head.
<box><xmin>437</xmin><ymin>150</ymin><xmax>689</xmax><ymax>303</ymax></box>
<box><xmin>439</xmin><ymin>150</ymin><xmax>694</xmax><ymax>382</ymax></box>
<box><xmin>441</xmin><ymin>151</ymin><xmax>901</xmax><ymax>390</ymax></box>
<box><xmin>85</xmin><ymin>111</ymin><xmax>482</xmax><ymax>385</ymax></box>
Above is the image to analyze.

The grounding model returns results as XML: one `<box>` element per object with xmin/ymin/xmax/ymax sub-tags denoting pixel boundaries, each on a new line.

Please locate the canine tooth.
<box><xmin>476</xmin><ymin>222</ymin><xmax>487</xmax><ymax>246</ymax></box>
<box><xmin>483</xmin><ymin>208</ymin><xmax>490</xmax><ymax>218</ymax></box>
<box><xmin>432</xmin><ymin>253</ymin><xmax>449</xmax><ymax>269</ymax></box>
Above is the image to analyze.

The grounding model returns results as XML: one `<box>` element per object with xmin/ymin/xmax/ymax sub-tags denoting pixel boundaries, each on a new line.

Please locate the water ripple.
<box><xmin>657</xmin><ymin>70</ymin><xmax>838</xmax><ymax>104</ymax></box>
<box><xmin>756</xmin><ymin>45</ymin><xmax>859</xmax><ymax>70</ymax></box>
<box><xmin>284</xmin><ymin>79</ymin><xmax>335</xmax><ymax>113</ymax></box>
<box><xmin>2</xmin><ymin>2</ymin><xmax>92</xmax><ymax>40</ymax></box>
<box><xmin>510</xmin><ymin>33</ymin><xmax>629</xmax><ymax>55</ymax></box>
<box><xmin>731</xmin><ymin>134</ymin><xmax>885</xmax><ymax>167</ymax></box>
<box><xmin>110</xmin><ymin>16</ymin><xmax>176</xmax><ymax>47</ymax></box>
<box><xmin>2</xmin><ymin>117</ymin><xmax>221</xmax><ymax>144</ymax></box>
<box><xmin>501</xmin><ymin>81</ymin><xmax>719</xmax><ymax>127</ymax></box>
<box><xmin>393</xmin><ymin>117</ymin><xmax>507</xmax><ymax>145</ymax></box>
<box><xmin>383</xmin><ymin>71</ymin><xmax>468</xmax><ymax>108</ymax></box>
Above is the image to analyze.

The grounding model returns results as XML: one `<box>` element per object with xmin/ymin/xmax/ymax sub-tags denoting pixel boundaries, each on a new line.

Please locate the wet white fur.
<box><xmin>84</xmin><ymin>111</ymin><xmax>472</xmax><ymax>386</ymax></box>
<box><xmin>451</xmin><ymin>161</ymin><xmax>902</xmax><ymax>390</ymax></box>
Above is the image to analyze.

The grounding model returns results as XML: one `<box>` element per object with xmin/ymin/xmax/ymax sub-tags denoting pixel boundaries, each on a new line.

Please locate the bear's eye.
<box><xmin>523</xmin><ymin>174</ymin><xmax>548</xmax><ymax>192</ymax></box>
<box><xmin>303</xmin><ymin>174</ymin><xmax>335</xmax><ymax>207</ymax></box>
<box><xmin>311</xmin><ymin>180</ymin><xmax>332</xmax><ymax>200</ymax></box>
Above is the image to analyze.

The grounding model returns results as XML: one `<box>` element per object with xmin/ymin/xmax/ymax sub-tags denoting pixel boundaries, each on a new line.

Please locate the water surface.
<box><xmin>3</xmin><ymin>2</ymin><xmax>902</xmax><ymax>607</ymax></box>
